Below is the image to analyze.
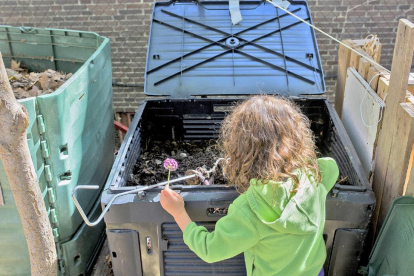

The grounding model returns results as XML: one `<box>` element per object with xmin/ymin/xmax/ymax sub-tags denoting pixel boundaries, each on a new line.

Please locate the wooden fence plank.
<box><xmin>358</xmin><ymin>57</ymin><xmax>370</xmax><ymax>80</ymax></box>
<box><xmin>335</xmin><ymin>39</ymin><xmax>382</xmax><ymax>118</ymax></box>
<box><xmin>379</xmin><ymin>103</ymin><xmax>414</xmax><ymax>218</ymax></box>
<box><xmin>372</xmin><ymin>19</ymin><xmax>414</xmax><ymax>236</ymax></box>
<box><xmin>350</xmin><ymin>51</ymin><xmax>361</xmax><ymax>70</ymax></box>
<box><xmin>408</xmin><ymin>76</ymin><xmax>414</xmax><ymax>94</ymax></box>
<box><xmin>367</xmin><ymin>66</ymin><xmax>380</xmax><ymax>91</ymax></box>
<box><xmin>402</xmin><ymin>103</ymin><xmax>414</xmax><ymax>196</ymax></box>
<box><xmin>377</xmin><ymin>77</ymin><xmax>389</xmax><ymax>100</ymax></box>
<box><xmin>335</xmin><ymin>40</ymin><xmax>354</xmax><ymax>118</ymax></box>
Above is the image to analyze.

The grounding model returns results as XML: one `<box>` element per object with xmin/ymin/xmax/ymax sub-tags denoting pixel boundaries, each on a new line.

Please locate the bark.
<box><xmin>0</xmin><ymin>53</ymin><xmax>57</xmax><ymax>275</ymax></box>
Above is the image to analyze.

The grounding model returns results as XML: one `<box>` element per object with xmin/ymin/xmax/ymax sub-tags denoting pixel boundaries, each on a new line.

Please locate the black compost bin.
<box><xmin>101</xmin><ymin>1</ymin><xmax>375</xmax><ymax>275</ymax></box>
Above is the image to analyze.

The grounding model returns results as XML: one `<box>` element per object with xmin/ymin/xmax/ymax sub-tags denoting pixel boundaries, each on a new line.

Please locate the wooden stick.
<box><xmin>372</xmin><ymin>19</ymin><xmax>414</xmax><ymax>236</ymax></box>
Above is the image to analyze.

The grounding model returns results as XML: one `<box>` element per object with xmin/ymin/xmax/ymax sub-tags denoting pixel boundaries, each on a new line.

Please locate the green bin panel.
<box><xmin>0</xmin><ymin>26</ymin><xmax>114</xmax><ymax>275</ymax></box>
<box><xmin>37</xmin><ymin>41</ymin><xmax>114</xmax><ymax>242</ymax></box>
<box><xmin>61</xmin><ymin>198</ymin><xmax>106</xmax><ymax>276</ymax></box>
<box><xmin>368</xmin><ymin>196</ymin><xmax>414</xmax><ymax>276</ymax></box>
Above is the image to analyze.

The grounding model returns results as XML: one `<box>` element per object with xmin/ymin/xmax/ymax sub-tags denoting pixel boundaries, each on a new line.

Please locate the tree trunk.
<box><xmin>0</xmin><ymin>53</ymin><xmax>57</xmax><ymax>275</ymax></box>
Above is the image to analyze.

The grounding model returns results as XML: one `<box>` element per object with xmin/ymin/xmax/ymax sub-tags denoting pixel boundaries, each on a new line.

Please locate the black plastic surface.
<box><xmin>103</xmin><ymin>98</ymin><xmax>375</xmax><ymax>276</ymax></box>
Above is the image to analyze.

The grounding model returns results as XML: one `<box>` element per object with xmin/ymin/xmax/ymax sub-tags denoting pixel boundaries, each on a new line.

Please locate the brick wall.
<box><xmin>1</xmin><ymin>0</ymin><xmax>413</xmax><ymax>111</ymax></box>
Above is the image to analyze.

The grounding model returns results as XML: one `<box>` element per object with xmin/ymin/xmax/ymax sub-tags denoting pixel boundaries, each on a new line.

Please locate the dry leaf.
<box><xmin>39</xmin><ymin>73</ymin><xmax>49</xmax><ymax>90</ymax></box>
<box><xmin>11</xmin><ymin>59</ymin><xmax>21</xmax><ymax>70</ymax></box>
<box><xmin>14</xmin><ymin>88</ymin><xmax>32</xmax><ymax>99</ymax></box>
<box><xmin>28</xmin><ymin>85</ymin><xmax>42</xmax><ymax>97</ymax></box>
<box><xmin>8</xmin><ymin>66</ymin><xmax>70</xmax><ymax>99</ymax></box>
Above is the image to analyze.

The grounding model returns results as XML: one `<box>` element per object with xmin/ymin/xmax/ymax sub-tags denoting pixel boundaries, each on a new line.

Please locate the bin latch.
<box><xmin>20</xmin><ymin>27</ymin><xmax>36</xmax><ymax>33</ymax></box>
<box><xmin>146</xmin><ymin>237</ymin><xmax>152</xmax><ymax>254</ymax></box>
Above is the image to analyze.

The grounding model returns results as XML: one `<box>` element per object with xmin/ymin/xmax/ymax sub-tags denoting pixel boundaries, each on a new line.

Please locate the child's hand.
<box><xmin>160</xmin><ymin>186</ymin><xmax>185</xmax><ymax>218</ymax></box>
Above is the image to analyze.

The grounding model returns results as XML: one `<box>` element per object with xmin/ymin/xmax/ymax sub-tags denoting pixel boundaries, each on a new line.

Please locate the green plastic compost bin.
<box><xmin>361</xmin><ymin>196</ymin><xmax>414</xmax><ymax>276</ymax></box>
<box><xmin>0</xmin><ymin>26</ymin><xmax>114</xmax><ymax>276</ymax></box>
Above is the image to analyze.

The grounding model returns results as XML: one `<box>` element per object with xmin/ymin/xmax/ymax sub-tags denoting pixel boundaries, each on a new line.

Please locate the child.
<box><xmin>160</xmin><ymin>95</ymin><xmax>339</xmax><ymax>276</ymax></box>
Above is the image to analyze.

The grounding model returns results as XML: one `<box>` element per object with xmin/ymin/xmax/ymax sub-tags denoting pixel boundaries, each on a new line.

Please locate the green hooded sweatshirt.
<box><xmin>183</xmin><ymin>157</ymin><xmax>339</xmax><ymax>276</ymax></box>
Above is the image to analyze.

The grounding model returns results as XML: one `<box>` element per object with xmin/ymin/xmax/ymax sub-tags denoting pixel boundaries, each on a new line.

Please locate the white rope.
<box><xmin>264</xmin><ymin>0</ymin><xmax>414</xmax><ymax>127</ymax></box>
<box><xmin>360</xmin><ymin>73</ymin><xmax>385</xmax><ymax>128</ymax></box>
<box><xmin>265</xmin><ymin>0</ymin><xmax>391</xmax><ymax>74</ymax></box>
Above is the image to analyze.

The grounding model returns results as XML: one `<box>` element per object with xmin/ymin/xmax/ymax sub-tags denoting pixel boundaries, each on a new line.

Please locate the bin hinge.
<box><xmin>48</xmin><ymin>187</ymin><xmax>56</xmax><ymax>204</ymax></box>
<box><xmin>44</xmin><ymin>165</ymin><xmax>53</xmax><ymax>182</ymax></box>
<box><xmin>35</xmin><ymin>109</ymin><xmax>63</xmax><ymax>260</ymax></box>
<box><xmin>36</xmin><ymin>115</ymin><xmax>46</xmax><ymax>134</ymax></box>
<box><xmin>50</xmin><ymin>208</ymin><xmax>58</xmax><ymax>224</ymax></box>
<box><xmin>56</xmin><ymin>243</ymin><xmax>65</xmax><ymax>274</ymax></box>
<box><xmin>40</xmin><ymin>140</ymin><xmax>50</xmax><ymax>158</ymax></box>
<box><xmin>52</xmin><ymin>227</ymin><xmax>60</xmax><ymax>241</ymax></box>
<box><xmin>58</xmin><ymin>259</ymin><xmax>66</xmax><ymax>275</ymax></box>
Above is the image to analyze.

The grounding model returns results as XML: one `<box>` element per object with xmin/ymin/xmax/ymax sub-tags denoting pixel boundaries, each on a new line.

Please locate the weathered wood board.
<box><xmin>358</xmin><ymin>57</ymin><xmax>370</xmax><ymax>80</ymax></box>
<box><xmin>335</xmin><ymin>40</ymin><xmax>354</xmax><ymax>118</ymax></box>
<box><xmin>372</xmin><ymin>19</ymin><xmax>414</xmax><ymax>236</ymax></box>
<box><xmin>367</xmin><ymin>66</ymin><xmax>380</xmax><ymax>91</ymax></box>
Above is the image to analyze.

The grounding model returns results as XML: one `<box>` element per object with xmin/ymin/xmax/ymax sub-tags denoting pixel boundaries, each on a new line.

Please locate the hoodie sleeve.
<box><xmin>183</xmin><ymin>203</ymin><xmax>260</xmax><ymax>263</ymax></box>
<box><xmin>318</xmin><ymin>157</ymin><xmax>339</xmax><ymax>192</ymax></box>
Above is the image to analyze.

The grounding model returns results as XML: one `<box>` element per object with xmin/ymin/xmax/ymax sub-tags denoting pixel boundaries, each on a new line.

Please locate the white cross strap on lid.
<box><xmin>229</xmin><ymin>0</ymin><xmax>243</xmax><ymax>25</ymax></box>
<box><xmin>272</xmin><ymin>0</ymin><xmax>291</xmax><ymax>9</ymax></box>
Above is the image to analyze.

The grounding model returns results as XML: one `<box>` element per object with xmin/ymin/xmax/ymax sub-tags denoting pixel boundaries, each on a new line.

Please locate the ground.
<box><xmin>90</xmin><ymin>239</ymin><xmax>113</xmax><ymax>276</ymax></box>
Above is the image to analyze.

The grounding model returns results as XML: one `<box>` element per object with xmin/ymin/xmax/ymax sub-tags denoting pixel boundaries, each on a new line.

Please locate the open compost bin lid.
<box><xmin>145</xmin><ymin>0</ymin><xmax>325</xmax><ymax>98</ymax></box>
<box><xmin>367</xmin><ymin>196</ymin><xmax>414</xmax><ymax>276</ymax></box>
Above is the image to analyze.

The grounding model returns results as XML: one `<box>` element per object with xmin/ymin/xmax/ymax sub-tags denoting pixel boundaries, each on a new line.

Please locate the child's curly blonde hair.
<box><xmin>219</xmin><ymin>95</ymin><xmax>321</xmax><ymax>193</ymax></box>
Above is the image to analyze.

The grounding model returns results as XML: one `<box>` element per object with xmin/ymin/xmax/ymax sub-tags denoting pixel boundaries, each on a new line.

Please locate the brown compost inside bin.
<box><xmin>7</xmin><ymin>59</ymin><xmax>72</xmax><ymax>99</ymax></box>
<box><xmin>125</xmin><ymin>99</ymin><xmax>356</xmax><ymax>188</ymax></box>
<box><xmin>129</xmin><ymin>140</ymin><xmax>228</xmax><ymax>186</ymax></box>
<box><xmin>127</xmin><ymin>139</ymin><xmax>348</xmax><ymax>187</ymax></box>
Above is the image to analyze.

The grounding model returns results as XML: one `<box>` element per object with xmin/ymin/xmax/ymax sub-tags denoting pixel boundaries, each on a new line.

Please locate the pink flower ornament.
<box><xmin>163</xmin><ymin>158</ymin><xmax>178</xmax><ymax>188</ymax></box>
<box><xmin>163</xmin><ymin>158</ymin><xmax>178</xmax><ymax>171</ymax></box>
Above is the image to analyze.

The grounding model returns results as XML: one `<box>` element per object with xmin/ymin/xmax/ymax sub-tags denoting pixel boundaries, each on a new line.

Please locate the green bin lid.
<box><xmin>368</xmin><ymin>196</ymin><xmax>414</xmax><ymax>276</ymax></box>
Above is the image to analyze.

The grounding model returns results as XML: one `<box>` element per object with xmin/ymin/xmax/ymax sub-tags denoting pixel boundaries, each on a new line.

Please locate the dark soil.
<box><xmin>128</xmin><ymin>140</ymin><xmax>228</xmax><ymax>186</ymax></box>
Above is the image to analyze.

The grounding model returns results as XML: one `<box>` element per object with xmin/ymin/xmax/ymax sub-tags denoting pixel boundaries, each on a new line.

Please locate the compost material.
<box><xmin>7</xmin><ymin>60</ymin><xmax>72</xmax><ymax>99</ymax></box>
<box><xmin>129</xmin><ymin>140</ymin><xmax>228</xmax><ymax>186</ymax></box>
